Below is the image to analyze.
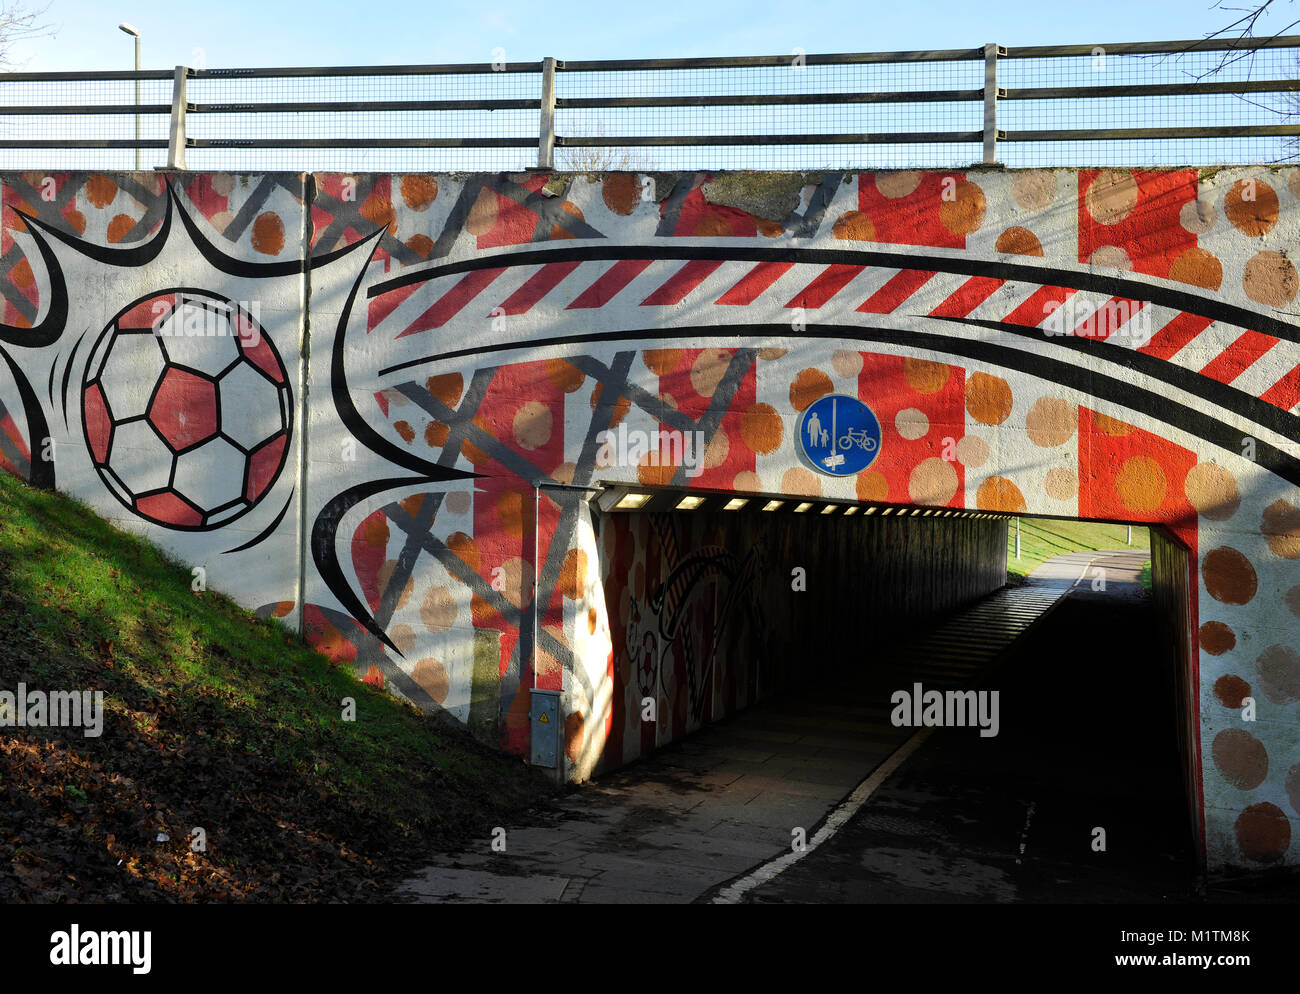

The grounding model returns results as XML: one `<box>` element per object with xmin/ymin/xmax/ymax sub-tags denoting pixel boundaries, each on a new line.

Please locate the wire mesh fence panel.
<box><xmin>185</xmin><ymin>67</ymin><xmax>541</xmax><ymax>173</ymax></box>
<box><xmin>552</xmin><ymin>141</ymin><xmax>987</xmax><ymax>172</ymax></box>
<box><xmin>0</xmin><ymin>38</ymin><xmax>1297</xmax><ymax>173</ymax></box>
<box><xmin>999</xmin><ymin>41</ymin><xmax>1300</xmax><ymax>166</ymax></box>
<box><xmin>553</xmin><ymin>56</ymin><xmax>985</xmax><ymax>170</ymax></box>
<box><xmin>0</xmin><ymin>76</ymin><xmax>175</xmax><ymax>171</ymax></box>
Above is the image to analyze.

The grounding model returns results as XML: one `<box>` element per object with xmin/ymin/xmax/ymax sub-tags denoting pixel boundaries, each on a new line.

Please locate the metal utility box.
<box><xmin>529</xmin><ymin>689</ymin><xmax>561</xmax><ymax>769</ymax></box>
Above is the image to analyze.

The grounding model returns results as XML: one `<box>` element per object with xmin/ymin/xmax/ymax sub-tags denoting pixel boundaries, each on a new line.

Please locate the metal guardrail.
<box><xmin>1</xmin><ymin>35</ymin><xmax>1298</xmax><ymax>171</ymax></box>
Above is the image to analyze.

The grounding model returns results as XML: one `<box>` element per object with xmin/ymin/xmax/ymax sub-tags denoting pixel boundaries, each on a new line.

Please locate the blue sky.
<box><xmin>14</xmin><ymin>0</ymin><xmax>1300</xmax><ymax>71</ymax></box>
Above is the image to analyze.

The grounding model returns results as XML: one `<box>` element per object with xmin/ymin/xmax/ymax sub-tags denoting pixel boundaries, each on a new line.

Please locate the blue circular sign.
<box><xmin>796</xmin><ymin>394</ymin><xmax>882</xmax><ymax>477</ymax></box>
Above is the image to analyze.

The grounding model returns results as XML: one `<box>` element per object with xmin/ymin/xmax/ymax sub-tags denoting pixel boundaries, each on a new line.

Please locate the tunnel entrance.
<box><xmin>591</xmin><ymin>487</ymin><xmax>1010</xmax><ymax>756</ymax></box>
<box><xmin>586</xmin><ymin>487</ymin><xmax>1204</xmax><ymax>898</ymax></box>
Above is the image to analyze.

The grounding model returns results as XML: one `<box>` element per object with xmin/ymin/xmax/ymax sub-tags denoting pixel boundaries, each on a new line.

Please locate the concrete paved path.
<box><xmin>395</xmin><ymin>551</ymin><xmax>1135</xmax><ymax>904</ymax></box>
<box><xmin>733</xmin><ymin>548</ymin><xmax>1197</xmax><ymax>904</ymax></box>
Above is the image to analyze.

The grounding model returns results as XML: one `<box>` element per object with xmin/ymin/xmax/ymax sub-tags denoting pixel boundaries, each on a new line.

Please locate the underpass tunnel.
<box><xmin>590</xmin><ymin>485</ymin><xmax>1011</xmax><ymax>754</ymax></box>
<box><xmin>587</xmin><ymin>488</ymin><xmax>1206</xmax><ymax>894</ymax></box>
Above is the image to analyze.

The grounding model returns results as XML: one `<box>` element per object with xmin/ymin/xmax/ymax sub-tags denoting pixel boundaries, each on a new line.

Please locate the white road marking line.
<box><xmin>710</xmin><ymin>726</ymin><xmax>934</xmax><ymax>904</ymax></box>
<box><xmin>1069</xmin><ymin>553</ymin><xmax>1104</xmax><ymax>590</ymax></box>
<box><xmin>1068</xmin><ymin>550</ymin><xmax>1147</xmax><ymax>589</ymax></box>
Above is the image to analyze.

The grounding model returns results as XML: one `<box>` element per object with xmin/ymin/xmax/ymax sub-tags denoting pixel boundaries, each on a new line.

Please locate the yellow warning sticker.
<box><xmin>539</xmin><ymin>713</ymin><xmax>549</xmax><ymax>723</ymax></box>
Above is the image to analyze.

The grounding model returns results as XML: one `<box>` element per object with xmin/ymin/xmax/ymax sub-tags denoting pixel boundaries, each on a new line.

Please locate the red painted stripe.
<box><xmin>1198</xmin><ymin>330</ymin><xmax>1277</xmax><ymax>385</ymax></box>
<box><xmin>567</xmin><ymin>259</ymin><xmax>654</xmax><ymax>309</ymax></box>
<box><xmin>395</xmin><ymin>268</ymin><xmax>506</xmax><ymax>338</ymax></box>
<box><xmin>642</xmin><ymin>259</ymin><xmax>724</xmax><ymax>306</ymax></box>
<box><xmin>0</xmin><ymin>411</ymin><xmax>29</xmax><ymax>462</ymax></box>
<box><xmin>1071</xmin><ymin>297</ymin><xmax>1145</xmax><ymax>341</ymax></box>
<box><xmin>368</xmin><ymin>282</ymin><xmax>420</xmax><ymax>331</ymax></box>
<box><xmin>715</xmin><ymin>261</ymin><xmax>793</xmax><ymax>305</ymax></box>
<box><xmin>786</xmin><ymin>264</ymin><xmax>865</xmax><ymax>309</ymax></box>
<box><xmin>856</xmin><ymin>269</ymin><xmax>935</xmax><ymax>313</ymax></box>
<box><xmin>1001</xmin><ymin>285</ymin><xmax>1074</xmax><ymax>328</ymax></box>
<box><xmin>499</xmin><ymin>261</ymin><xmax>582</xmax><ymax>315</ymax></box>
<box><xmin>1138</xmin><ymin>312</ymin><xmax>1214</xmax><ymax>360</ymax></box>
<box><xmin>1259</xmin><ymin>360</ymin><xmax>1300</xmax><ymax>411</ymax></box>
<box><xmin>929</xmin><ymin>276</ymin><xmax>1005</xmax><ymax>319</ymax></box>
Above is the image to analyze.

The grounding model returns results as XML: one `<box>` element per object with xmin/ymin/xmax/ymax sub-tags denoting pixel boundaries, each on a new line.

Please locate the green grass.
<box><xmin>1006</xmin><ymin>517</ymin><xmax>1150</xmax><ymax>578</ymax></box>
<box><xmin>0</xmin><ymin>470</ymin><xmax>550</xmax><ymax>901</ymax></box>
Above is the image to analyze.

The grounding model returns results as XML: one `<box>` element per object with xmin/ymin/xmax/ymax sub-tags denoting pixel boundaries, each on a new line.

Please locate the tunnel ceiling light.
<box><xmin>723</xmin><ymin>498</ymin><xmax>748</xmax><ymax>511</ymax></box>
<box><xmin>676</xmin><ymin>495</ymin><xmax>705</xmax><ymax>510</ymax></box>
<box><xmin>794</xmin><ymin>501</ymin><xmax>813</xmax><ymax>513</ymax></box>
<box><xmin>615</xmin><ymin>492</ymin><xmax>652</xmax><ymax>510</ymax></box>
<box><xmin>820</xmin><ymin>504</ymin><xmax>837</xmax><ymax>514</ymax></box>
<box><xmin>762</xmin><ymin>500</ymin><xmax>784</xmax><ymax>511</ymax></box>
<box><xmin>844</xmin><ymin>506</ymin><xmax>858</xmax><ymax>516</ymax></box>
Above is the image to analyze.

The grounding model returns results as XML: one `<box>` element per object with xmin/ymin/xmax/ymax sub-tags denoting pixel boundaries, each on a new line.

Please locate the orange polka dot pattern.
<box><xmin>18</xmin><ymin>168</ymin><xmax>1298</xmax><ymax>872</ymax></box>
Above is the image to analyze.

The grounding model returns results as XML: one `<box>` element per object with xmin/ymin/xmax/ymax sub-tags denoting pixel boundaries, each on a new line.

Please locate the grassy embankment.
<box><xmin>0</xmin><ymin>471</ymin><xmax>552</xmax><ymax>903</ymax></box>
<box><xmin>1007</xmin><ymin>517</ymin><xmax>1151</xmax><ymax>587</ymax></box>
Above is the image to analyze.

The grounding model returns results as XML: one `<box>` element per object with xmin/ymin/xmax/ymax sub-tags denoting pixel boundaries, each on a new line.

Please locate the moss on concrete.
<box><xmin>701</xmin><ymin>171</ymin><xmax>819</xmax><ymax>222</ymax></box>
<box><xmin>541</xmin><ymin>174</ymin><xmax>570</xmax><ymax>198</ymax></box>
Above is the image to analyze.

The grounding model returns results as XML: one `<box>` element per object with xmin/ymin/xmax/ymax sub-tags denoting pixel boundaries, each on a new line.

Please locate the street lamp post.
<box><xmin>119</xmin><ymin>23</ymin><xmax>140</xmax><ymax>170</ymax></box>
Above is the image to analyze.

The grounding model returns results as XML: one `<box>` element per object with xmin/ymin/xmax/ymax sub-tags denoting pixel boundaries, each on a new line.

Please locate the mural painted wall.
<box><xmin>0</xmin><ymin>166</ymin><xmax>1296</xmax><ymax>876</ymax></box>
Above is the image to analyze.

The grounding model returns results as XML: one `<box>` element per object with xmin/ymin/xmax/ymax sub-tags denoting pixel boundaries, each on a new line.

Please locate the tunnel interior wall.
<box><xmin>591</xmin><ymin>508</ymin><xmax>1008</xmax><ymax>775</ymax></box>
<box><xmin>1149</xmin><ymin>526</ymin><xmax>1203</xmax><ymax>866</ymax></box>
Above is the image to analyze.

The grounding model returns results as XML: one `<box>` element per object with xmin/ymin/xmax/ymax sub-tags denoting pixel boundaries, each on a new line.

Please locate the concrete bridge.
<box><xmin>0</xmin><ymin>165</ymin><xmax>1295</xmax><ymax>878</ymax></box>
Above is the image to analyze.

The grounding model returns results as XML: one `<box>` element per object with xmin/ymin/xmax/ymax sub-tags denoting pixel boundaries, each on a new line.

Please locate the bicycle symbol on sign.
<box><xmin>799</xmin><ymin>393</ymin><xmax>882</xmax><ymax>476</ymax></box>
<box><xmin>838</xmin><ymin>428</ymin><xmax>878</xmax><ymax>452</ymax></box>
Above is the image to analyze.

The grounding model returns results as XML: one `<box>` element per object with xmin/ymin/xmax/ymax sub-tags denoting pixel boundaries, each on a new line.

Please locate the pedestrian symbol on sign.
<box><xmin>796</xmin><ymin>394</ymin><xmax>882</xmax><ymax>477</ymax></box>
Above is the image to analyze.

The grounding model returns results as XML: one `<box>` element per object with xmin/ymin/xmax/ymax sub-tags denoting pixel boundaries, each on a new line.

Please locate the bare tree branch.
<box><xmin>1206</xmin><ymin>0</ymin><xmax>1280</xmax><ymax>41</ymax></box>
<box><xmin>0</xmin><ymin>1</ymin><xmax>55</xmax><ymax>70</ymax></box>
